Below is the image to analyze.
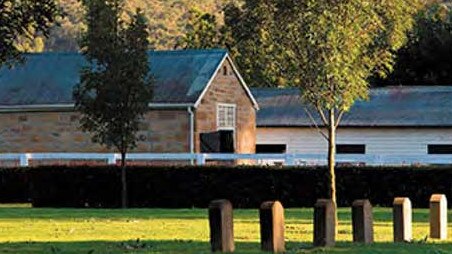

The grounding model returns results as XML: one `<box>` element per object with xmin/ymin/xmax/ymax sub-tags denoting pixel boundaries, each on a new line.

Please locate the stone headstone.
<box><xmin>313</xmin><ymin>199</ymin><xmax>336</xmax><ymax>247</ymax></box>
<box><xmin>352</xmin><ymin>199</ymin><xmax>374</xmax><ymax>244</ymax></box>
<box><xmin>430</xmin><ymin>194</ymin><xmax>447</xmax><ymax>240</ymax></box>
<box><xmin>393</xmin><ymin>197</ymin><xmax>412</xmax><ymax>242</ymax></box>
<box><xmin>260</xmin><ymin>201</ymin><xmax>285</xmax><ymax>253</ymax></box>
<box><xmin>209</xmin><ymin>199</ymin><xmax>234</xmax><ymax>252</ymax></box>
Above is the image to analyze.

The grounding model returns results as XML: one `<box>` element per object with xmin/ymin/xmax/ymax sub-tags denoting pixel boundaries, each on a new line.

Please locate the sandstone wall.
<box><xmin>195</xmin><ymin>58</ymin><xmax>256</xmax><ymax>154</ymax></box>
<box><xmin>0</xmin><ymin>109</ymin><xmax>190</xmax><ymax>153</ymax></box>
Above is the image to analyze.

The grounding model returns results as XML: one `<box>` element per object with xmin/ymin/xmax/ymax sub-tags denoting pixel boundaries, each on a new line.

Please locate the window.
<box><xmin>217</xmin><ymin>104</ymin><xmax>236</xmax><ymax>130</ymax></box>
<box><xmin>428</xmin><ymin>145</ymin><xmax>452</xmax><ymax>154</ymax></box>
<box><xmin>223</xmin><ymin>66</ymin><xmax>228</xmax><ymax>75</ymax></box>
<box><xmin>336</xmin><ymin>144</ymin><xmax>366</xmax><ymax>154</ymax></box>
<box><xmin>256</xmin><ymin>144</ymin><xmax>287</xmax><ymax>154</ymax></box>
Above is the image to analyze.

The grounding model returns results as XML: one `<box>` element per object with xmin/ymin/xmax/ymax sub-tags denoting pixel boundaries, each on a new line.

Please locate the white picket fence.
<box><xmin>0</xmin><ymin>153</ymin><xmax>451</xmax><ymax>167</ymax></box>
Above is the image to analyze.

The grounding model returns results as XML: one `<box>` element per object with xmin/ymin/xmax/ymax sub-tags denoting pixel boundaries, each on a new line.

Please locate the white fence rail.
<box><xmin>0</xmin><ymin>153</ymin><xmax>451</xmax><ymax>167</ymax></box>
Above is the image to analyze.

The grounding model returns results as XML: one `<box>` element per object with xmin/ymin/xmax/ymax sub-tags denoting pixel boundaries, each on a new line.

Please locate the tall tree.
<box><xmin>74</xmin><ymin>0</ymin><xmax>153</xmax><ymax>208</ymax></box>
<box><xmin>275</xmin><ymin>0</ymin><xmax>422</xmax><ymax>232</ymax></box>
<box><xmin>375</xmin><ymin>2</ymin><xmax>452</xmax><ymax>86</ymax></box>
<box><xmin>178</xmin><ymin>8</ymin><xmax>225</xmax><ymax>49</ymax></box>
<box><xmin>224</xmin><ymin>0</ymin><xmax>287</xmax><ymax>87</ymax></box>
<box><xmin>0</xmin><ymin>0</ymin><xmax>59</xmax><ymax>67</ymax></box>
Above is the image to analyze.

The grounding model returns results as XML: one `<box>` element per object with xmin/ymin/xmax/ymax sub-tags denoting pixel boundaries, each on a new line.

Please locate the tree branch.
<box><xmin>315</xmin><ymin>103</ymin><xmax>329</xmax><ymax>127</ymax></box>
<box><xmin>304</xmin><ymin>107</ymin><xmax>328</xmax><ymax>141</ymax></box>
<box><xmin>335</xmin><ymin>109</ymin><xmax>345</xmax><ymax>129</ymax></box>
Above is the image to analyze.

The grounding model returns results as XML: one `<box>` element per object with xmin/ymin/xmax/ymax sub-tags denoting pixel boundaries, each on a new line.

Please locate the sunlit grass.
<box><xmin>0</xmin><ymin>205</ymin><xmax>451</xmax><ymax>253</ymax></box>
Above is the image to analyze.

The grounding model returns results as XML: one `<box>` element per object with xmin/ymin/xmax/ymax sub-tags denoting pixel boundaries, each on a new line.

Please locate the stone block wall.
<box><xmin>0</xmin><ymin>109</ymin><xmax>190</xmax><ymax>153</ymax></box>
<box><xmin>195</xmin><ymin>58</ymin><xmax>256</xmax><ymax>154</ymax></box>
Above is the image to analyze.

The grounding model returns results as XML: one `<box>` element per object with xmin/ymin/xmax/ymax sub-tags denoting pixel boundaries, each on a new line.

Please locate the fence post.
<box><xmin>107</xmin><ymin>154</ymin><xmax>117</xmax><ymax>165</ymax></box>
<box><xmin>209</xmin><ymin>199</ymin><xmax>234</xmax><ymax>252</ymax></box>
<box><xmin>313</xmin><ymin>199</ymin><xmax>336</xmax><ymax>247</ymax></box>
<box><xmin>19</xmin><ymin>153</ymin><xmax>30</xmax><ymax>167</ymax></box>
<box><xmin>285</xmin><ymin>154</ymin><xmax>295</xmax><ymax>166</ymax></box>
<box><xmin>352</xmin><ymin>199</ymin><xmax>374</xmax><ymax>244</ymax></box>
<box><xmin>430</xmin><ymin>194</ymin><xmax>447</xmax><ymax>240</ymax></box>
<box><xmin>260</xmin><ymin>201</ymin><xmax>285</xmax><ymax>253</ymax></box>
<box><xmin>393</xmin><ymin>197</ymin><xmax>412</xmax><ymax>242</ymax></box>
<box><xmin>196</xmin><ymin>153</ymin><xmax>207</xmax><ymax>165</ymax></box>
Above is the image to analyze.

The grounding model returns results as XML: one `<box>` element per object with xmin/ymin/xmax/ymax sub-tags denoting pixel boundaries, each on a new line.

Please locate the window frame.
<box><xmin>216</xmin><ymin>103</ymin><xmax>236</xmax><ymax>131</ymax></box>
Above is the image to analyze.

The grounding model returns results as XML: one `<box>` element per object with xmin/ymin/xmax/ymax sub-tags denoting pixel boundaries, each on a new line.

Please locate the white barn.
<box><xmin>252</xmin><ymin>86</ymin><xmax>452</xmax><ymax>165</ymax></box>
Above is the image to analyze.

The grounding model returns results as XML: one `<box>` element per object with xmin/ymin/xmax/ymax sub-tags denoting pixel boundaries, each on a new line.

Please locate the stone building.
<box><xmin>0</xmin><ymin>50</ymin><xmax>258</xmax><ymax>156</ymax></box>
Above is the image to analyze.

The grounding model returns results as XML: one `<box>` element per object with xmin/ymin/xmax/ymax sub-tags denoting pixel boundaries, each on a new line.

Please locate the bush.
<box><xmin>21</xmin><ymin>165</ymin><xmax>452</xmax><ymax>208</ymax></box>
<box><xmin>0</xmin><ymin>168</ymin><xmax>30</xmax><ymax>203</ymax></box>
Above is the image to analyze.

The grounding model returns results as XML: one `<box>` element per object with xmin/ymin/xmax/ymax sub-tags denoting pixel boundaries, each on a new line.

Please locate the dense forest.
<box><xmin>41</xmin><ymin>0</ymin><xmax>226</xmax><ymax>51</ymax></box>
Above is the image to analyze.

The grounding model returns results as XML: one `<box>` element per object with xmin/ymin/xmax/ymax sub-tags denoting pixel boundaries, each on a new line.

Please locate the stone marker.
<box><xmin>352</xmin><ymin>199</ymin><xmax>374</xmax><ymax>244</ymax></box>
<box><xmin>260</xmin><ymin>201</ymin><xmax>285</xmax><ymax>253</ymax></box>
<box><xmin>209</xmin><ymin>199</ymin><xmax>234</xmax><ymax>252</ymax></box>
<box><xmin>430</xmin><ymin>194</ymin><xmax>448</xmax><ymax>240</ymax></box>
<box><xmin>393</xmin><ymin>197</ymin><xmax>412</xmax><ymax>242</ymax></box>
<box><xmin>313</xmin><ymin>199</ymin><xmax>336</xmax><ymax>247</ymax></box>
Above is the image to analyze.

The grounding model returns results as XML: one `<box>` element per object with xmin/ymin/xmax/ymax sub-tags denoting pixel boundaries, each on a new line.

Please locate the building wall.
<box><xmin>257</xmin><ymin>127</ymin><xmax>452</xmax><ymax>156</ymax></box>
<box><xmin>195</xmin><ymin>58</ymin><xmax>256</xmax><ymax>154</ymax></box>
<box><xmin>0</xmin><ymin>109</ymin><xmax>190</xmax><ymax>153</ymax></box>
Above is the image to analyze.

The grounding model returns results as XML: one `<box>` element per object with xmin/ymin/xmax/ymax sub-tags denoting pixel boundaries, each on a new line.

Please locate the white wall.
<box><xmin>257</xmin><ymin>127</ymin><xmax>452</xmax><ymax>156</ymax></box>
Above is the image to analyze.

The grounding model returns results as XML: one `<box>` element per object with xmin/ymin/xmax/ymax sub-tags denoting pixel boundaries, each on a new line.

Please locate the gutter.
<box><xmin>187</xmin><ymin>106</ymin><xmax>195</xmax><ymax>165</ymax></box>
<box><xmin>0</xmin><ymin>103</ymin><xmax>195</xmax><ymax>113</ymax></box>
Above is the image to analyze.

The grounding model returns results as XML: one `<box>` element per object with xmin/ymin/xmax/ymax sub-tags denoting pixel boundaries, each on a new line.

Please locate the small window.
<box><xmin>217</xmin><ymin>104</ymin><xmax>236</xmax><ymax>130</ymax></box>
<box><xmin>428</xmin><ymin>145</ymin><xmax>452</xmax><ymax>154</ymax></box>
<box><xmin>223</xmin><ymin>66</ymin><xmax>228</xmax><ymax>76</ymax></box>
<box><xmin>336</xmin><ymin>144</ymin><xmax>366</xmax><ymax>154</ymax></box>
<box><xmin>256</xmin><ymin>144</ymin><xmax>287</xmax><ymax>154</ymax></box>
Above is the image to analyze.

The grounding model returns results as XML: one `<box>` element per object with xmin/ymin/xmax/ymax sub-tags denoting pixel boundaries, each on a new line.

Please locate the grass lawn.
<box><xmin>0</xmin><ymin>204</ymin><xmax>451</xmax><ymax>253</ymax></box>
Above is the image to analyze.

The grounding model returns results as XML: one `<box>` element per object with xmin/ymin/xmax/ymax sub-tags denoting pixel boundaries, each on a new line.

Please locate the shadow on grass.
<box><xmin>0</xmin><ymin>207</ymin><xmax>213</xmax><ymax>220</ymax></box>
<box><xmin>0</xmin><ymin>240</ymin><xmax>452</xmax><ymax>254</ymax></box>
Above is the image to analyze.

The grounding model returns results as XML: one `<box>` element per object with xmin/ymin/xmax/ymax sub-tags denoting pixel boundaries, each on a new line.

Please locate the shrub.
<box><xmin>20</xmin><ymin>165</ymin><xmax>452</xmax><ymax>208</ymax></box>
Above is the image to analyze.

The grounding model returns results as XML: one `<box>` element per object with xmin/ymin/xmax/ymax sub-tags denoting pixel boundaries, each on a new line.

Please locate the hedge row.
<box><xmin>18</xmin><ymin>165</ymin><xmax>450</xmax><ymax>208</ymax></box>
<box><xmin>0</xmin><ymin>168</ymin><xmax>30</xmax><ymax>203</ymax></box>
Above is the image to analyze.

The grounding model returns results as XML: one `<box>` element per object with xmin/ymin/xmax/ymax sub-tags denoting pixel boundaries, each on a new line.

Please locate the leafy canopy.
<box><xmin>0</xmin><ymin>0</ymin><xmax>59</xmax><ymax>67</ymax></box>
<box><xmin>178</xmin><ymin>8</ymin><xmax>226</xmax><ymax>49</ymax></box>
<box><xmin>73</xmin><ymin>0</ymin><xmax>153</xmax><ymax>158</ymax></box>
<box><xmin>276</xmin><ymin>0</ymin><xmax>422</xmax><ymax>113</ymax></box>
<box><xmin>376</xmin><ymin>2</ymin><xmax>452</xmax><ymax>86</ymax></box>
<box><xmin>224</xmin><ymin>0</ymin><xmax>285</xmax><ymax>87</ymax></box>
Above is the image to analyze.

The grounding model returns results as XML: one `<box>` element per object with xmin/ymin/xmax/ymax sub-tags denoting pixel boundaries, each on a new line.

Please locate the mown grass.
<box><xmin>0</xmin><ymin>204</ymin><xmax>451</xmax><ymax>253</ymax></box>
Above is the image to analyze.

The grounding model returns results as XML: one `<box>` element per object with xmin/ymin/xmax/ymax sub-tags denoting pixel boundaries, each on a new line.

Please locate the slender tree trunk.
<box><xmin>121</xmin><ymin>151</ymin><xmax>128</xmax><ymax>209</ymax></box>
<box><xmin>328</xmin><ymin>108</ymin><xmax>338</xmax><ymax>236</ymax></box>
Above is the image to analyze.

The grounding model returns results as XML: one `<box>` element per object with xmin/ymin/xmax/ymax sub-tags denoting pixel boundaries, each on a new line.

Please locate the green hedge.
<box><xmin>0</xmin><ymin>168</ymin><xmax>30</xmax><ymax>203</ymax></box>
<box><xmin>20</xmin><ymin>165</ymin><xmax>452</xmax><ymax>208</ymax></box>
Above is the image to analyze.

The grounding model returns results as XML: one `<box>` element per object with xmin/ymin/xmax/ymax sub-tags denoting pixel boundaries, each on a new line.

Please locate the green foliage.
<box><xmin>224</xmin><ymin>0</ymin><xmax>286</xmax><ymax>87</ymax></box>
<box><xmin>73</xmin><ymin>0</ymin><xmax>153</xmax><ymax>159</ymax></box>
<box><xmin>42</xmin><ymin>0</ymin><xmax>226</xmax><ymax>51</ymax></box>
<box><xmin>178</xmin><ymin>8</ymin><xmax>225</xmax><ymax>49</ymax></box>
<box><xmin>376</xmin><ymin>2</ymin><xmax>452</xmax><ymax>86</ymax></box>
<box><xmin>0</xmin><ymin>0</ymin><xmax>60</xmax><ymax>67</ymax></box>
<box><xmin>277</xmin><ymin>0</ymin><xmax>422</xmax><ymax>113</ymax></box>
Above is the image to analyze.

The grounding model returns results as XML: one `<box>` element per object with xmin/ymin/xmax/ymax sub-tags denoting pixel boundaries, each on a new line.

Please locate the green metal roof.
<box><xmin>0</xmin><ymin>49</ymin><xmax>228</xmax><ymax>106</ymax></box>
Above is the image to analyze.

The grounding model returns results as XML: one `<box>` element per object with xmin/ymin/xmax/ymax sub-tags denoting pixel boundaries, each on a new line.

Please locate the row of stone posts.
<box><xmin>208</xmin><ymin>194</ymin><xmax>448</xmax><ymax>252</ymax></box>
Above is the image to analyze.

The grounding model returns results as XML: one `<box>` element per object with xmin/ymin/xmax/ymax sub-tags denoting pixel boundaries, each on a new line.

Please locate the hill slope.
<box><xmin>44</xmin><ymin>0</ymin><xmax>226</xmax><ymax>51</ymax></box>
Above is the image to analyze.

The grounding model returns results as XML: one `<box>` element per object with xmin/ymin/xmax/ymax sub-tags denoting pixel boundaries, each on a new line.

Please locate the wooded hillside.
<box><xmin>44</xmin><ymin>0</ymin><xmax>226</xmax><ymax>51</ymax></box>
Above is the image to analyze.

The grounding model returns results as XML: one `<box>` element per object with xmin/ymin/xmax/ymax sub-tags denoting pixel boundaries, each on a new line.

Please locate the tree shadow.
<box><xmin>0</xmin><ymin>240</ymin><xmax>451</xmax><ymax>254</ymax></box>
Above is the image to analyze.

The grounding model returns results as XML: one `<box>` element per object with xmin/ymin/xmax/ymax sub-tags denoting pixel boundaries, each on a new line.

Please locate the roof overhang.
<box><xmin>0</xmin><ymin>103</ymin><xmax>194</xmax><ymax>113</ymax></box>
<box><xmin>257</xmin><ymin>125</ymin><xmax>452</xmax><ymax>129</ymax></box>
<box><xmin>193</xmin><ymin>53</ymin><xmax>260</xmax><ymax>110</ymax></box>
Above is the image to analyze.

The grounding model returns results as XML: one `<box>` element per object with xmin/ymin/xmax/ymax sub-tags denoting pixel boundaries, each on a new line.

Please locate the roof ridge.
<box><xmin>23</xmin><ymin>49</ymin><xmax>228</xmax><ymax>56</ymax></box>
